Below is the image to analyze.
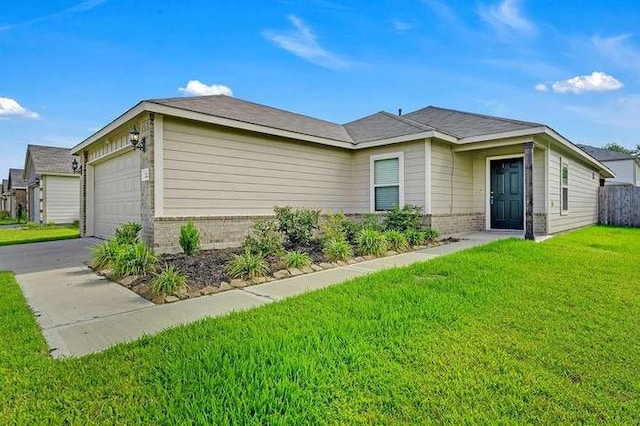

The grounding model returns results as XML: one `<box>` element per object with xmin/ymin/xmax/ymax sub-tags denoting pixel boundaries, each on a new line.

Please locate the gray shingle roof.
<box><xmin>27</xmin><ymin>144</ymin><xmax>77</xmax><ymax>175</ymax></box>
<box><xmin>1</xmin><ymin>179</ymin><xmax>7</xmax><ymax>194</ymax></box>
<box><xmin>404</xmin><ymin>106</ymin><xmax>542</xmax><ymax>138</ymax></box>
<box><xmin>9</xmin><ymin>168</ymin><xmax>26</xmax><ymax>188</ymax></box>
<box><xmin>344</xmin><ymin>111</ymin><xmax>436</xmax><ymax>143</ymax></box>
<box><xmin>149</xmin><ymin>95</ymin><xmax>353</xmax><ymax>143</ymax></box>
<box><xmin>576</xmin><ymin>144</ymin><xmax>635</xmax><ymax>161</ymax></box>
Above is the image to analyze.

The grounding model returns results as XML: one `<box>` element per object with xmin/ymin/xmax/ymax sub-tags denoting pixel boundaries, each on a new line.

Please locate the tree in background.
<box><xmin>603</xmin><ymin>143</ymin><xmax>640</xmax><ymax>157</ymax></box>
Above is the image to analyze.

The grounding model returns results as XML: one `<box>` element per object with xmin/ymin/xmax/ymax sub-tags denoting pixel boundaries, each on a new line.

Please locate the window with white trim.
<box><xmin>372</xmin><ymin>155</ymin><xmax>402</xmax><ymax>211</ymax></box>
<box><xmin>561</xmin><ymin>160</ymin><xmax>569</xmax><ymax>212</ymax></box>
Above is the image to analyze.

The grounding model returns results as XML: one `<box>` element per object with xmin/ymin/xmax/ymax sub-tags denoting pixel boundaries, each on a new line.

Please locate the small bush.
<box><xmin>274</xmin><ymin>206</ymin><xmax>320</xmax><ymax>245</ymax></box>
<box><xmin>383</xmin><ymin>204</ymin><xmax>423</xmax><ymax>232</ymax></box>
<box><xmin>0</xmin><ymin>211</ymin><xmax>9</xmax><ymax>220</ymax></box>
<box><xmin>322</xmin><ymin>239</ymin><xmax>353</xmax><ymax>262</ymax></box>
<box><xmin>115</xmin><ymin>222</ymin><xmax>142</xmax><ymax>245</ymax></box>
<box><xmin>244</xmin><ymin>219</ymin><xmax>284</xmax><ymax>258</ymax></box>
<box><xmin>226</xmin><ymin>250</ymin><xmax>269</xmax><ymax>280</ymax></box>
<box><xmin>421</xmin><ymin>228</ymin><xmax>439</xmax><ymax>243</ymax></box>
<box><xmin>320</xmin><ymin>211</ymin><xmax>361</xmax><ymax>243</ymax></box>
<box><xmin>150</xmin><ymin>265</ymin><xmax>187</xmax><ymax>296</ymax></box>
<box><xmin>111</xmin><ymin>241</ymin><xmax>158</xmax><ymax>279</ymax></box>
<box><xmin>361</xmin><ymin>213</ymin><xmax>382</xmax><ymax>231</ymax></box>
<box><xmin>384</xmin><ymin>230</ymin><xmax>409</xmax><ymax>252</ymax></box>
<box><xmin>92</xmin><ymin>239</ymin><xmax>121</xmax><ymax>269</ymax></box>
<box><xmin>404</xmin><ymin>229</ymin><xmax>425</xmax><ymax>246</ymax></box>
<box><xmin>283</xmin><ymin>250</ymin><xmax>312</xmax><ymax>269</ymax></box>
<box><xmin>356</xmin><ymin>229</ymin><xmax>388</xmax><ymax>256</ymax></box>
<box><xmin>72</xmin><ymin>219</ymin><xmax>80</xmax><ymax>228</ymax></box>
<box><xmin>179</xmin><ymin>221</ymin><xmax>200</xmax><ymax>256</ymax></box>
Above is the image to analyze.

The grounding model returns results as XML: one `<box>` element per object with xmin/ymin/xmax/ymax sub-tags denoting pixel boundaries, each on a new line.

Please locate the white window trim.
<box><xmin>370</xmin><ymin>152</ymin><xmax>404</xmax><ymax>213</ymax></box>
<box><xmin>560</xmin><ymin>159</ymin><xmax>569</xmax><ymax>215</ymax></box>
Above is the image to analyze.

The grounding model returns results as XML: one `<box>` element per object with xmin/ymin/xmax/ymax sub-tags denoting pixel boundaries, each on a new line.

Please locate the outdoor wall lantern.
<box><xmin>129</xmin><ymin>126</ymin><xmax>146</xmax><ymax>152</ymax></box>
<box><xmin>34</xmin><ymin>177</ymin><xmax>40</xmax><ymax>185</ymax></box>
<box><xmin>71</xmin><ymin>158</ymin><xmax>83</xmax><ymax>174</ymax></box>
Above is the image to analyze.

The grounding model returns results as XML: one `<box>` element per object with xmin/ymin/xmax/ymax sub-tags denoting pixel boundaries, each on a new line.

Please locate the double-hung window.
<box><xmin>561</xmin><ymin>160</ymin><xmax>569</xmax><ymax>213</ymax></box>
<box><xmin>371</xmin><ymin>153</ymin><xmax>404</xmax><ymax>211</ymax></box>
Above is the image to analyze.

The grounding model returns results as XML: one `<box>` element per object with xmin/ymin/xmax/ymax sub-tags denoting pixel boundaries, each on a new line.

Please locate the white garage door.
<box><xmin>93</xmin><ymin>150</ymin><xmax>141</xmax><ymax>239</ymax></box>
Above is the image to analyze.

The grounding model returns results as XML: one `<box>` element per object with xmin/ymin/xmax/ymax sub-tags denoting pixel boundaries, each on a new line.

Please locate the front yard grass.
<box><xmin>0</xmin><ymin>224</ymin><xmax>79</xmax><ymax>246</ymax></box>
<box><xmin>1</xmin><ymin>226</ymin><xmax>638</xmax><ymax>423</ymax></box>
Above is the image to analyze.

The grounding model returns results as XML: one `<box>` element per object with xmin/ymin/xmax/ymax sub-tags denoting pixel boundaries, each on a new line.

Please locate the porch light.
<box><xmin>129</xmin><ymin>126</ymin><xmax>145</xmax><ymax>152</ymax></box>
<box><xmin>71</xmin><ymin>158</ymin><xmax>83</xmax><ymax>174</ymax></box>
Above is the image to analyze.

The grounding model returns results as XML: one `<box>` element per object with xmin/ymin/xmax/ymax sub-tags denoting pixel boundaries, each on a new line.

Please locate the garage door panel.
<box><xmin>94</xmin><ymin>151</ymin><xmax>141</xmax><ymax>239</ymax></box>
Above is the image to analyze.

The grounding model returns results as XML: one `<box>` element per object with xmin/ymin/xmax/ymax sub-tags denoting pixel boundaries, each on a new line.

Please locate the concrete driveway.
<box><xmin>0</xmin><ymin>238</ymin><xmax>154</xmax><ymax>357</ymax></box>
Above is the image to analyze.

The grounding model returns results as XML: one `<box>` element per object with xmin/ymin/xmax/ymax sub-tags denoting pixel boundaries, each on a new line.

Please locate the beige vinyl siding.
<box><xmin>163</xmin><ymin>117</ymin><xmax>353</xmax><ymax>216</ymax></box>
<box><xmin>431</xmin><ymin>141</ymin><xmax>474</xmax><ymax>214</ymax></box>
<box><xmin>470</xmin><ymin>145</ymin><xmax>546</xmax><ymax>216</ymax></box>
<box><xmin>43</xmin><ymin>175</ymin><xmax>80</xmax><ymax>224</ymax></box>
<box><xmin>548</xmin><ymin>147</ymin><xmax>599</xmax><ymax>233</ymax></box>
<box><xmin>352</xmin><ymin>141</ymin><xmax>425</xmax><ymax>212</ymax></box>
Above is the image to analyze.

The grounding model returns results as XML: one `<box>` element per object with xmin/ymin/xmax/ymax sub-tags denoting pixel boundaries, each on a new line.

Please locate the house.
<box><xmin>7</xmin><ymin>168</ymin><xmax>27</xmax><ymax>218</ymax></box>
<box><xmin>1</xmin><ymin>179</ymin><xmax>8</xmax><ymax>214</ymax></box>
<box><xmin>23</xmin><ymin>145</ymin><xmax>81</xmax><ymax>224</ymax></box>
<box><xmin>70</xmin><ymin>95</ymin><xmax>614</xmax><ymax>253</ymax></box>
<box><xmin>577</xmin><ymin>144</ymin><xmax>639</xmax><ymax>187</ymax></box>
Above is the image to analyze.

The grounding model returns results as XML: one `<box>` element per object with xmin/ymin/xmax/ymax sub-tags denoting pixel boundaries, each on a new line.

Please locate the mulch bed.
<box><xmin>103</xmin><ymin>238</ymin><xmax>457</xmax><ymax>304</ymax></box>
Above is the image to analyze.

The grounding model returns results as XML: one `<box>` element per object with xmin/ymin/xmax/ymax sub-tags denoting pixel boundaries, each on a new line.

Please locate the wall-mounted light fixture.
<box><xmin>71</xmin><ymin>158</ymin><xmax>83</xmax><ymax>174</ymax></box>
<box><xmin>129</xmin><ymin>126</ymin><xmax>146</xmax><ymax>152</ymax></box>
<box><xmin>34</xmin><ymin>176</ymin><xmax>40</xmax><ymax>186</ymax></box>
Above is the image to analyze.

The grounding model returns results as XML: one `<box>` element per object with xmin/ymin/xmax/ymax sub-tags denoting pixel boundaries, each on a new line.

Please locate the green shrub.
<box><xmin>244</xmin><ymin>219</ymin><xmax>284</xmax><ymax>258</ymax></box>
<box><xmin>421</xmin><ymin>228</ymin><xmax>439</xmax><ymax>243</ymax></box>
<box><xmin>111</xmin><ymin>241</ymin><xmax>158</xmax><ymax>279</ymax></box>
<box><xmin>92</xmin><ymin>239</ymin><xmax>121</xmax><ymax>269</ymax></box>
<box><xmin>72</xmin><ymin>219</ymin><xmax>80</xmax><ymax>228</ymax></box>
<box><xmin>115</xmin><ymin>222</ymin><xmax>142</xmax><ymax>245</ymax></box>
<box><xmin>274</xmin><ymin>206</ymin><xmax>320</xmax><ymax>245</ymax></box>
<box><xmin>322</xmin><ymin>239</ymin><xmax>353</xmax><ymax>262</ymax></box>
<box><xmin>404</xmin><ymin>229</ymin><xmax>425</xmax><ymax>246</ymax></box>
<box><xmin>320</xmin><ymin>211</ymin><xmax>361</xmax><ymax>243</ymax></box>
<box><xmin>361</xmin><ymin>213</ymin><xmax>382</xmax><ymax>231</ymax></box>
<box><xmin>356</xmin><ymin>229</ymin><xmax>388</xmax><ymax>256</ymax></box>
<box><xmin>283</xmin><ymin>250</ymin><xmax>312</xmax><ymax>269</ymax></box>
<box><xmin>0</xmin><ymin>211</ymin><xmax>10</xmax><ymax>220</ymax></box>
<box><xmin>226</xmin><ymin>250</ymin><xmax>269</xmax><ymax>280</ymax></box>
<box><xmin>384</xmin><ymin>230</ymin><xmax>409</xmax><ymax>252</ymax></box>
<box><xmin>383</xmin><ymin>204</ymin><xmax>423</xmax><ymax>232</ymax></box>
<box><xmin>179</xmin><ymin>221</ymin><xmax>200</xmax><ymax>256</ymax></box>
<box><xmin>150</xmin><ymin>265</ymin><xmax>187</xmax><ymax>296</ymax></box>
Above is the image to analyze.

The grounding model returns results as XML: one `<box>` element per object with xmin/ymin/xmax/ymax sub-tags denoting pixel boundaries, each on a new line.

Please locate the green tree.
<box><xmin>603</xmin><ymin>142</ymin><xmax>633</xmax><ymax>155</ymax></box>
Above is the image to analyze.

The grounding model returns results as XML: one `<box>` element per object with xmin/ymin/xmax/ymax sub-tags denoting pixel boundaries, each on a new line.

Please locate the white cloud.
<box><xmin>534</xmin><ymin>83</ymin><xmax>548</xmax><ymax>92</ymax></box>
<box><xmin>262</xmin><ymin>15</ymin><xmax>348</xmax><ymax>69</ymax></box>
<box><xmin>592</xmin><ymin>34</ymin><xmax>640</xmax><ymax>71</ymax></box>
<box><xmin>0</xmin><ymin>97</ymin><xmax>39</xmax><ymax>119</ymax></box>
<box><xmin>178</xmin><ymin>80</ymin><xmax>233</xmax><ymax>96</ymax></box>
<box><xmin>549</xmin><ymin>72</ymin><xmax>623</xmax><ymax>94</ymax></box>
<box><xmin>566</xmin><ymin>94</ymin><xmax>640</xmax><ymax>129</ymax></box>
<box><xmin>478</xmin><ymin>0</ymin><xmax>537</xmax><ymax>36</ymax></box>
<box><xmin>393</xmin><ymin>20</ymin><xmax>413</xmax><ymax>31</ymax></box>
<box><xmin>0</xmin><ymin>0</ymin><xmax>106</xmax><ymax>32</ymax></box>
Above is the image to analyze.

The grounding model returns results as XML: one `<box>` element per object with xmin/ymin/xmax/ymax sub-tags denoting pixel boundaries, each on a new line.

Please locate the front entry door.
<box><xmin>490</xmin><ymin>158</ymin><xmax>524</xmax><ymax>230</ymax></box>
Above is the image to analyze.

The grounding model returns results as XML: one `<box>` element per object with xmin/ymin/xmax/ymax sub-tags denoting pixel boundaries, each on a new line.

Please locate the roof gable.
<box><xmin>8</xmin><ymin>168</ymin><xmax>26</xmax><ymax>188</ymax></box>
<box><xmin>27</xmin><ymin>145</ymin><xmax>77</xmax><ymax>175</ymax></box>
<box><xmin>344</xmin><ymin>111</ymin><xmax>435</xmax><ymax>143</ymax></box>
<box><xmin>404</xmin><ymin>106</ymin><xmax>542</xmax><ymax>138</ymax></box>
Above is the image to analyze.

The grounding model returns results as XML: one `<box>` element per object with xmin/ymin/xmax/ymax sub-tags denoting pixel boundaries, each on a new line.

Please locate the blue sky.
<box><xmin>2</xmin><ymin>0</ymin><xmax>640</xmax><ymax>176</ymax></box>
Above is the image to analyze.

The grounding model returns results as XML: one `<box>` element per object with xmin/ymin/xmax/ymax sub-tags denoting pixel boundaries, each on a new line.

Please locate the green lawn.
<box><xmin>0</xmin><ymin>225</ymin><xmax>79</xmax><ymax>246</ymax></box>
<box><xmin>1</xmin><ymin>226</ymin><xmax>638</xmax><ymax>423</ymax></box>
<box><xmin>0</xmin><ymin>218</ymin><xmax>20</xmax><ymax>225</ymax></box>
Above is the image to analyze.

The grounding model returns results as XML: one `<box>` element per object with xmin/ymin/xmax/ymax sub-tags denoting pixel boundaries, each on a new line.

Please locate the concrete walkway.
<box><xmin>4</xmin><ymin>232</ymin><xmax>525</xmax><ymax>358</ymax></box>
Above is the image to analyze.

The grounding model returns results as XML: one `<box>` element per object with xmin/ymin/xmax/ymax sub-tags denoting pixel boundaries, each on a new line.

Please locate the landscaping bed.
<box><xmin>103</xmin><ymin>238</ymin><xmax>454</xmax><ymax>303</ymax></box>
<box><xmin>90</xmin><ymin>205</ymin><xmax>448</xmax><ymax>304</ymax></box>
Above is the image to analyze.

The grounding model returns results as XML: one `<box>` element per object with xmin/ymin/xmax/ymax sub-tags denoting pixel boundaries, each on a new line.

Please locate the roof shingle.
<box><xmin>576</xmin><ymin>144</ymin><xmax>636</xmax><ymax>161</ymax></box>
<box><xmin>344</xmin><ymin>111</ymin><xmax>435</xmax><ymax>143</ymax></box>
<box><xmin>9</xmin><ymin>168</ymin><xmax>26</xmax><ymax>188</ymax></box>
<box><xmin>27</xmin><ymin>145</ymin><xmax>77</xmax><ymax>175</ymax></box>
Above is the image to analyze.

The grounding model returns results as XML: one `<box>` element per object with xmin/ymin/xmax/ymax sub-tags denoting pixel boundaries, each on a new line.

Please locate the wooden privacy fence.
<box><xmin>598</xmin><ymin>184</ymin><xmax>640</xmax><ymax>227</ymax></box>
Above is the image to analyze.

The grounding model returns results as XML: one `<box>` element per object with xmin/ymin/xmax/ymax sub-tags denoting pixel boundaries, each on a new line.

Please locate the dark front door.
<box><xmin>490</xmin><ymin>158</ymin><xmax>524</xmax><ymax>230</ymax></box>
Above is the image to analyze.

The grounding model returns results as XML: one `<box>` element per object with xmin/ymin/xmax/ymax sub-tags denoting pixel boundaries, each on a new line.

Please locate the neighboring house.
<box><xmin>7</xmin><ymin>168</ymin><xmax>27</xmax><ymax>218</ymax></box>
<box><xmin>70</xmin><ymin>95</ymin><xmax>614</xmax><ymax>253</ymax></box>
<box><xmin>23</xmin><ymin>144</ymin><xmax>81</xmax><ymax>224</ymax></box>
<box><xmin>1</xmin><ymin>179</ymin><xmax>8</xmax><ymax>214</ymax></box>
<box><xmin>577</xmin><ymin>144</ymin><xmax>640</xmax><ymax>187</ymax></box>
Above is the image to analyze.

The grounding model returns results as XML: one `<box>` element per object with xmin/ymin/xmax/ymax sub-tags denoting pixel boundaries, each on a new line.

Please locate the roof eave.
<box><xmin>542</xmin><ymin>127</ymin><xmax>615</xmax><ymax>178</ymax></box>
